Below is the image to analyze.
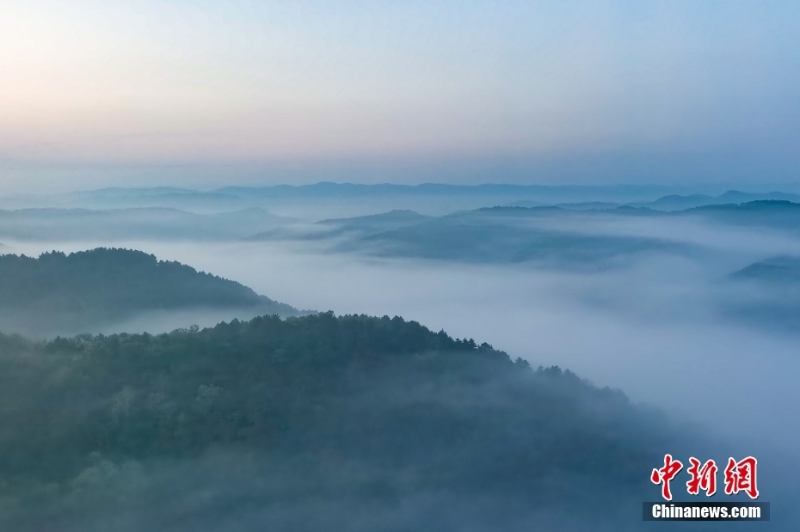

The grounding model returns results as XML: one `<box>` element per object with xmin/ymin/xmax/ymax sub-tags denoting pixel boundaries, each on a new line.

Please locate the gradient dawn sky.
<box><xmin>1</xmin><ymin>1</ymin><xmax>799</xmax><ymax>191</ymax></box>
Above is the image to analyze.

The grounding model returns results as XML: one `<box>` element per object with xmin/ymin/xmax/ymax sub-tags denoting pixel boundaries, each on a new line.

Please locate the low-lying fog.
<box><xmin>5</xmin><ymin>210</ymin><xmax>800</xmax><ymax>465</ymax></box>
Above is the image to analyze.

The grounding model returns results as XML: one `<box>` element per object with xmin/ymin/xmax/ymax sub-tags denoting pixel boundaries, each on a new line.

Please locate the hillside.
<box><xmin>246</xmin><ymin>209</ymin><xmax>433</xmax><ymax>242</ymax></box>
<box><xmin>335</xmin><ymin>208</ymin><xmax>685</xmax><ymax>268</ymax></box>
<box><xmin>0</xmin><ymin>248</ymin><xmax>299</xmax><ymax>336</ymax></box>
<box><xmin>251</xmin><ymin>207</ymin><xmax>688</xmax><ymax>269</ymax></box>
<box><xmin>730</xmin><ymin>256</ymin><xmax>800</xmax><ymax>283</ymax></box>
<box><xmin>0</xmin><ymin>313</ymin><xmax>690</xmax><ymax>531</ymax></box>
<box><xmin>680</xmin><ymin>200</ymin><xmax>800</xmax><ymax>231</ymax></box>
<box><xmin>317</xmin><ymin>209</ymin><xmax>432</xmax><ymax>233</ymax></box>
<box><xmin>722</xmin><ymin>256</ymin><xmax>800</xmax><ymax>331</ymax></box>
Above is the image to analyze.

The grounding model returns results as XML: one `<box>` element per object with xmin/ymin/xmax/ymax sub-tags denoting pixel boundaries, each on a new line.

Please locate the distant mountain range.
<box><xmin>680</xmin><ymin>200</ymin><xmax>800</xmax><ymax>231</ymax></box>
<box><xmin>0</xmin><ymin>207</ymin><xmax>289</xmax><ymax>241</ymax></box>
<box><xmin>0</xmin><ymin>183</ymin><xmax>687</xmax><ymax>216</ymax></box>
<box><xmin>507</xmin><ymin>190</ymin><xmax>800</xmax><ymax>212</ymax></box>
<box><xmin>32</xmin><ymin>184</ymin><xmax>799</xmax><ymax>211</ymax></box>
<box><xmin>247</xmin><ymin>206</ymin><xmax>692</xmax><ymax>269</ymax></box>
<box><xmin>247</xmin><ymin>199</ymin><xmax>800</xmax><ymax>271</ymax></box>
<box><xmin>630</xmin><ymin>190</ymin><xmax>800</xmax><ymax>211</ymax></box>
<box><xmin>0</xmin><ymin>194</ymin><xmax>797</xmax><ymax>269</ymax></box>
<box><xmin>246</xmin><ymin>209</ymin><xmax>433</xmax><ymax>242</ymax></box>
<box><xmin>3</xmin><ymin>183</ymin><xmax>800</xmax><ymax>220</ymax></box>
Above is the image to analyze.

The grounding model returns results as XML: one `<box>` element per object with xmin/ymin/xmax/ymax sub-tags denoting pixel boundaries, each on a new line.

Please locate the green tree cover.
<box><xmin>0</xmin><ymin>313</ymin><xmax>687</xmax><ymax>530</ymax></box>
<box><xmin>0</xmin><ymin>248</ymin><xmax>298</xmax><ymax>334</ymax></box>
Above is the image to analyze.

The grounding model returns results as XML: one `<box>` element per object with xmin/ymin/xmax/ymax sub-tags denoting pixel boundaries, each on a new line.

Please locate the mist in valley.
<box><xmin>1</xmin><ymin>195</ymin><xmax>799</xmax><ymax>530</ymax></box>
<box><xmin>4</xmin><ymin>205</ymin><xmax>799</xmax><ymax>446</ymax></box>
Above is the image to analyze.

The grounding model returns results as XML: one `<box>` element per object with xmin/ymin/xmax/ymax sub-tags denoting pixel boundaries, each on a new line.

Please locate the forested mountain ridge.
<box><xmin>0</xmin><ymin>312</ymin><xmax>688</xmax><ymax>531</ymax></box>
<box><xmin>0</xmin><ymin>248</ymin><xmax>299</xmax><ymax>336</ymax></box>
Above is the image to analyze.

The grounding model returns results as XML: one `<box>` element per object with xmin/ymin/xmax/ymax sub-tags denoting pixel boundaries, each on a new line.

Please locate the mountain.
<box><xmin>215</xmin><ymin>182</ymin><xmax>671</xmax><ymax>203</ymax></box>
<box><xmin>632</xmin><ymin>191</ymin><xmax>800</xmax><ymax>211</ymax></box>
<box><xmin>0</xmin><ymin>248</ymin><xmax>300</xmax><ymax>336</ymax></box>
<box><xmin>10</xmin><ymin>183</ymin><xmax>674</xmax><ymax>218</ymax></box>
<box><xmin>633</xmin><ymin>194</ymin><xmax>715</xmax><ymax>211</ymax></box>
<box><xmin>247</xmin><ymin>209</ymin><xmax>433</xmax><ymax>242</ymax></box>
<box><xmin>0</xmin><ymin>207</ymin><xmax>289</xmax><ymax>241</ymax></box>
<box><xmin>506</xmin><ymin>200</ymin><xmax>621</xmax><ymax>210</ymax></box>
<box><xmin>0</xmin><ymin>312</ymin><xmax>690</xmax><ymax>532</ymax></box>
<box><xmin>715</xmin><ymin>190</ymin><xmax>800</xmax><ymax>204</ymax></box>
<box><xmin>353</xmin><ymin>218</ymin><xmax>674</xmax><ymax>267</ymax></box>
<box><xmin>730</xmin><ymin>256</ymin><xmax>800</xmax><ymax>283</ymax></box>
<box><xmin>317</xmin><ymin>209</ymin><xmax>432</xmax><ymax>232</ymax></box>
<box><xmin>253</xmin><ymin>207</ymin><xmax>689</xmax><ymax>269</ymax></box>
<box><xmin>720</xmin><ymin>256</ymin><xmax>800</xmax><ymax>332</ymax></box>
<box><xmin>9</xmin><ymin>184</ymin><xmax>800</xmax><ymax>219</ymax></box>
<box><xmin>207</xmin><ymin>183</ymin><xmax>677</xmax><ymax>219</ymax></box>
<box><xmin>679</xmin><ymin>200</ymin><xmax>800</xmax><ymax>231</ymax></box>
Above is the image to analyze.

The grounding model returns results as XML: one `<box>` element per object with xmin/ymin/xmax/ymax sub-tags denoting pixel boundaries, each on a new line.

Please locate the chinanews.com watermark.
<box><xmin>643</xmin><ymin>454</ymin><xmax>770</xmax><ymax>522</ymax></box>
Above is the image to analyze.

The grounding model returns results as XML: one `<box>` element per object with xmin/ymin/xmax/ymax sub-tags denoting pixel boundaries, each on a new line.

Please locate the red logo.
<box><xmin>686</xmin><ymin>457</ymin><xmax>717</xmax><ymax>496</ymax></box>
<box><xmin>724</xmin><ymin>456</ymin><xmax>759</xmax><ymax>499</ymax></box>
<box><xmin>652</xmin><ymin>455</ymin><xmax>759</xmax><ymax>500</ymax></box>
<box><xmin>651</xmin><ymin>454</ymin><xmax>683</xmax><ymax>501</ymax></box>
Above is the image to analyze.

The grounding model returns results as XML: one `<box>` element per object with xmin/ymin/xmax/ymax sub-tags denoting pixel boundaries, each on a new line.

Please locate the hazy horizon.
<box><xmin>2</xmin><ymin>1</ymin><xmax>799</xmax><ymax>193</ymax></box>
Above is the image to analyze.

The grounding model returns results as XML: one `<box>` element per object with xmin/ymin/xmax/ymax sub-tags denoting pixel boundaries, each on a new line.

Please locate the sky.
<box><xmin>1</xmin><ymin>0</ymin><xmax>799</xmax><ymax>192</ymax></box>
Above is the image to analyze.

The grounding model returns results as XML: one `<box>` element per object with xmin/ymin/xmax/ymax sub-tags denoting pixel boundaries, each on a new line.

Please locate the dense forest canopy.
<box><xmin>0</xmin><ymin>312</ymin><xmax>689</xmax><ymax>531</ymax></box>
<box><xmin>0</xmin><ymin>248</ymin><xmax>298</xmax><ymax>336</ymax></box>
